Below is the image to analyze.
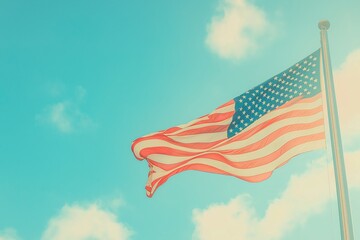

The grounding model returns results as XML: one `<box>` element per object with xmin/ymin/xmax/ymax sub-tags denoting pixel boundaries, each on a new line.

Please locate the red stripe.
<box><xmin>148</xmin><ymin>131</ymin><xmax>325</xmax><ymax>171</ymax></box>
<box><xmin>146</xmin><ymin>133</ymin><xmax>325</xmax><ymax>197</ymax></box>
<box><xmin>218</xmin><ymin>105</ymin><xmax>323</xmax><ymax>148</ymax></box>
<box><xmin>141</xmin><ymin>118</ymin><xmax>323</xmax><ymax>159</ymax></box>
<box><xmin>133</xmin><ymin>99</ymin><xmax>322</xmax><ymax>158</ymax></box>
<box><xmin>137</xmin><ymin>114</ymin><xmax>323</xmax><ymax>159</ymax></box>
<box><xmin>188</xmin><ymin>111</ymin><xmax>234</xmax><ymax>127</ymax></box>
<box><xmin>173</xmin><ymin>124</ymin><xmax>229</xmax><ymax>136</ymax></box>
<box><xmin>216</xmin><ymin>99</ymin><xmax>234</xmax><ymax>109</ymax></box>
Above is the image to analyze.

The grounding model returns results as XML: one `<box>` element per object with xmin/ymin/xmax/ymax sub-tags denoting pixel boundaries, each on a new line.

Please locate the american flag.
<box><xmin>132</xmin><ymin>49</ymin><xmax>325</xmax><ymax>197</ymax></box>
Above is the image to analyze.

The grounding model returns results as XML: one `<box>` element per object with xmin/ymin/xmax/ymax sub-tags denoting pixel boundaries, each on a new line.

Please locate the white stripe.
<box><xmin>132</xmin><ymin>131</ymin><xmax>227</xmax><ymax>157</ymax></box>
<box><xmin>165</xmin><ymin>97</ymin><xmax>322</xmax><ymax>143</ymax></box>
<box><xmin>167</xmin><ymin>117</ymin><xmax>233</xmax><ymax>135</ymax></box>
<box><xmin>135</xmin><ymin>112</ymin><xmax>323</xmax><ymax>157</ymax></box>
<box><xmin>168</xmin><ymin>96</ymin><xmax>321</xmax><ymax>138</ymax></box>
<box><xmin>147</xmin><ymin>125</ymin><xmax>324</xmax><ymax>164</ymax></box>
<box><xmin>168</xmin><ymin>131</ymin><xmax>227</xmax><ymax>144</ymax></box>
<box><xmin>149</xmin><ymin>140</ymin><xmax>325</xmax><ymax>182</ymax></box>
<box><xmin>213</xmin><ymin>103</ymin><xmax>234</xmax><ymax>114</ymax></box>
<box><xmin>215</xmin><ymin>111</ymin><xmax>324</xmax><ymax>150</ymax></box>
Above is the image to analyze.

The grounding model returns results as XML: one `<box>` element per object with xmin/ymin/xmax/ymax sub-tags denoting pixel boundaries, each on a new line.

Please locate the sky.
<box><xmin>0</xmin><ymin>0</ymin><xmax>360</xmax><ymax>239</ymax></box>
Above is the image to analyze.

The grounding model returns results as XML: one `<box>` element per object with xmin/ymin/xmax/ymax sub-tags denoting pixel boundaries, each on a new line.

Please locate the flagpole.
<box><xmin>318</xmin><ymin>20</ymin><xmax>354</xmax><ymax>240</ymax></box>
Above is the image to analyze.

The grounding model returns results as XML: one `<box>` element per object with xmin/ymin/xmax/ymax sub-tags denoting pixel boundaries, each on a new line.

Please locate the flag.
<box><xmin>132</xmin><ymin>49</ymin><xmax>325</xmax><ymax>197</ymax></box>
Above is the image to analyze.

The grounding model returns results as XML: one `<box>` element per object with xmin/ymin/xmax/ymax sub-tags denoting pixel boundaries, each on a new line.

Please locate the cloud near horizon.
<box><xmin>205</xmin><ymin>0</ymin><xmax>271</xmax><ymax>60</ymax></box>
<box><xmin>0</xmin><ymin>229</ymin><xmax>20</xmax><ymax>240</ymax></box>
<box><xmin>334</xmin><ymin>48</ymin><xmax>360</xmax><ymax>141</ymax></box>
<box><xmin>41</xmin><ymin>203</ymin><xmax>132</xmax><ymax>240</ymax></box>
<box><xmin>192</xmin><ymin>150</ymin><xmax>360</xmax><ymax>240</ymax></box>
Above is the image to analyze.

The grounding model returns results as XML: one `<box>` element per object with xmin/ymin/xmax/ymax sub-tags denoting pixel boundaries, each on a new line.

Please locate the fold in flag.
<box><xmin>132</xmin><ymin>49</ymin><xmax>325</xmax><ymax>197</ymax></box>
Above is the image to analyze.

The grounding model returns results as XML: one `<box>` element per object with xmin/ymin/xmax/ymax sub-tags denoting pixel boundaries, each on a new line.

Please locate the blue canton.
<box><xmin>227</xmin><ymin>49</ymin><xmax>321</xmax><ymax>138</ymax></box>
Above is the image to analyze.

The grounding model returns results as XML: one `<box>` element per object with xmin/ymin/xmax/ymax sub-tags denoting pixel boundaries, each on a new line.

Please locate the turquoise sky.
<box><xmin>1</xmin><ymin>0</ymin><xmax>360</xmax><ymax>240</ymax></box>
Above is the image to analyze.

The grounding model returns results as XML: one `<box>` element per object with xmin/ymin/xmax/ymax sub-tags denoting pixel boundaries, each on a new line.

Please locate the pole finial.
<box><xmin>318</xmin><ymin>20</ymin><xmax>330</xmax><ymax>30</ymax></box>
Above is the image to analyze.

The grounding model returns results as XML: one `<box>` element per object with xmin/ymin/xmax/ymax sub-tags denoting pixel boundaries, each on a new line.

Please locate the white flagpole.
<box><xmin>318</xmin><ymin>20</ymin><xmax>354</xmax><ymax>240</ymax></box>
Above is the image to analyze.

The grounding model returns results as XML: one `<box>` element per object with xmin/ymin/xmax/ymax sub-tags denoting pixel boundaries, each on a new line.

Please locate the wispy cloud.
<box><xmin>334</xmin><ymin>48</ymin><xmax>360</xmax><ymax>141</ymax></box>
<box><xmin>205</xmin><ymin>0</ymin><xmax>271</xmax><ymax>60</ymax></box>
<box><xmin>41</xmin><ymin>203</ymin><xmax>132</xmax><ymax>240</ymax></box>
<box><xmin>37</xmin><ymin>85</ymin><xmax>95</xmax><ymax>134</ymax></box>
<box><xmin>0</xmin><ymin>229</ymin><xmax>20</xmax><ymax>240</ymax></box>
<box><xmin>192</xmin><ymin>150</ymin><xmax>360</xmax><ymax>240</ymax></box>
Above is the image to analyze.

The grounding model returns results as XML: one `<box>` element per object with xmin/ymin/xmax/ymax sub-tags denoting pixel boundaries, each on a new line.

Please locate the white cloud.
<box><xmin>37</xmin><ymin>85</ymin><xmax>94</xmax><ymax>134</ymax></box>
<box><xmin>334</xmin><ymin>49</ymin><xmax>360</xmax><ymax>140</ymax></box>
<box><xmin>0</xmin><ymin>228</ymin><xmax>20</xmax><ymax>240</ymax></box>
<box><xmin>205</xmin><ymin>0</ymin><xmax>271</xmax><ymax>60</ymax></box>
<box><xmin>41</xmin><ymin>203</ymin><xmax>132</xmax><ymax>240</ymax></box>
<box><xmin>192</xmin><ymin>150</ymin><xmax>360</xmax><ymax>240</ymax></box>
<box><xmin>49</xmin><ymin>102</ymin><xmax>73</xmax><ymax>133</ymax></box>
